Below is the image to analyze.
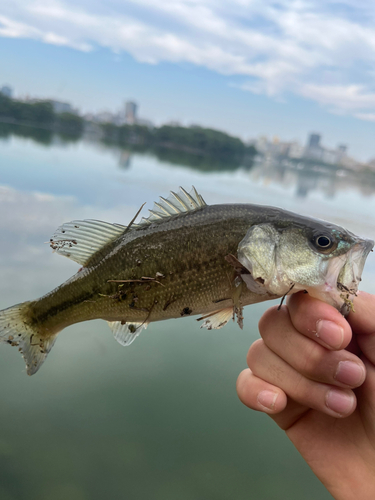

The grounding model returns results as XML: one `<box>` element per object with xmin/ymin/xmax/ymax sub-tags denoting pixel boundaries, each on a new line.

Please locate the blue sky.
<box><xmin>1</xmin><ymin>0</ymin><xmax>375</xmax><ymax>160</ymax></box>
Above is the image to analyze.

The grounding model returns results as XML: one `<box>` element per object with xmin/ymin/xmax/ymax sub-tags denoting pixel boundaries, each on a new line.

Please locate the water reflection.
<box><xmin>119</xmin><ymin>150</ymin><xmax>131</xmax><ymax>169</ymax></box>
<box><xmin>0</xmin><ymin>124</ymin><xmax>374</xmax><ymax>500</ymax></box>
<box><xmin>0</xmin><ymin>122</ymin><xmax>81</xmax><ymax>146</ymax></box>
<box><xmin>247</xmin><ymin>157</ymin><xmax>375</xmax><ymax>200</ymax></box>
<box><xmin>2</xmin><ymin>121</ymin><xmax>375</xmax><ymax>203</ymax></box>
<box><xmin>103</xmin><ymin>140</ymin><xmax>375</xmax><ymax>201</ymax></box>
<box><xmin>109</xmin><ymin>141</ymin><xmax>255</xmax><ymax>172</ymax></box>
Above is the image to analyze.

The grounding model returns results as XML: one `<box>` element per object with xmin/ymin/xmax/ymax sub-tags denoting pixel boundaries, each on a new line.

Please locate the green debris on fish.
<box><xmin>0</xmin><ymin>187</ymin><xmax>373</xmax><ymax>375</ymax></box>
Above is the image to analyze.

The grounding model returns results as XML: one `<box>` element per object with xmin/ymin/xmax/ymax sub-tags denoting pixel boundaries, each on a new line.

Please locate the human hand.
<box><xmin>237</xmin><ymin>291</ymin><xmax>375</xmax><ymax>500</ymax></box>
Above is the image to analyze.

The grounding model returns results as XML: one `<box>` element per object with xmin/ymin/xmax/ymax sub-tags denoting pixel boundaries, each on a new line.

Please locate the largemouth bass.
<box><xmin>0</xmin><ymin>187</ymin><xmax>373</xmax><ymax>375</ymax></box>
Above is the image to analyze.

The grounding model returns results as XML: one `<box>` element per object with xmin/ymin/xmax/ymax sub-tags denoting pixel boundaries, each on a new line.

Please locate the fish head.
<box><xmin>237</xmin><ymin>218</ymin><xmax>374</xmax><ymax>314</ymax></box>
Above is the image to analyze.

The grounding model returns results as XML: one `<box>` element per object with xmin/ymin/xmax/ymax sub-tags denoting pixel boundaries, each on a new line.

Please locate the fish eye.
<box><xmin>317</xmin><ymin>236</ymin><xmax>331</xmax><ymax>248</ymax></box>
<box><xmin>311</xmin><ymin>234</ymin><xmax>335</xmax><ymax>252</ymax></box>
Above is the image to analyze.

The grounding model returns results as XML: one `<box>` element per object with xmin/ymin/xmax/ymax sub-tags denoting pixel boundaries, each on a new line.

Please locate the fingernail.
<box><xmin>334</xmin><ymin>361</ymin><xmax>365</xmax><ymax>386</ymax></box>
<box><xmin>325</xmin><ymin>389</ymin><xmax>355</xmax><ymax>415</ymax></box>
<box><xmin>257</xmin><ymin>390</ymin><xmax>278</xmax><ymax>411</ymax></box>
<box><xmin>316</xmin><ymin>320</ymin><xmax>344</xmax><ymax>349</ymax></box>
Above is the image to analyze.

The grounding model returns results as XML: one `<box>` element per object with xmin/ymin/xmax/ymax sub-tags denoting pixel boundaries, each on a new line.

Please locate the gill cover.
<box><xmin>237</xmin><ymin>223</ymin><xmax>333</xmax><ymax>298</ymax></box>
<box><xmin>237</xmin><ymin>224</ymin><xmax>283</xmax><ymax>296</ymax></box>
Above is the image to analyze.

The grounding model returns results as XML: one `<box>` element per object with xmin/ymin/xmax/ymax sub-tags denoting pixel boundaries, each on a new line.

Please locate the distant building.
<box><xmin>339</xmin><ymin>155</ymin><xmax>362</xmax><ymax>170</ymax></box>
<box><xmin>124</xmin><ymin>101</ymin><xmax>137</xmax><ymax>125</ymax></box>
<box><xmin>254</xmin><ymin>136</ymin><xmax>269</xmax><ymax>154</ymax></box>
<box><xmin>48</xmin><ymin>100</ymin><xmax>75</xmax><ymax>114</ymax></box>
<box><xmin>94</xmin><ymin>111</ymin><xmax>116</xmax><ymax>123</ymax></box>
<box><xmin>288</xmin><ymin>141</ymin><xmax>304</xmax><ymax>159</ymax></box>
<box><xmin>304</xmin><ymin>132</ymin><xmax>323</xmax><ymax>160</ymax></box>
<box><xmin>335</xmin><ymin>144</ymin><xmax>348</xmax><ymax>164</ymax></box>
<box><xmin>308</xmin><ymin>133</ymin><xmax>321</xmax><ymax>148</ymax></box>
<box><xmin>0</xmin><ymin>85</ymin><xmax>13</xmax><ymax>98</ymax></box>
<box><xmin>321</xmin><ymin>149</ymin><xmax>339</xmax><ymax>165</ymax></box>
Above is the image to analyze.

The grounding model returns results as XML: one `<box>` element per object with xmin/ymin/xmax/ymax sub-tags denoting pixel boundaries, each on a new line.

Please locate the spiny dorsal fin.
<box><xmin>50</xmin><ymin>219</ymin><xmax>127</xmax><ymax>266</ymax></box>
<box><xmin>140</xmin><ymin>186</ymin><xmax>206</xmax><ymax>226</ymax></box>
<box><xmin>107</xmin><ymin>320</ymin><xmax>147</xmax><ymax>346</ymax></box>
<box><xmin>50</xmin><ymin>187</ymin><xmax>206</xmax><ymax>265</ymax></box>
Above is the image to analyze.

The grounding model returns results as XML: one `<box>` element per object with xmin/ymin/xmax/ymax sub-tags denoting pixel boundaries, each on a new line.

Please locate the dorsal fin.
<box><xmin>49</xmin><ymin>187</ymin><xmax>206</xmax><ymax>265</ymax></box>
<box><xmin>139</xmin><ymin>186</ymin><xmax>206</xmax><ymax>226</ymax></box>
<box><xmin>50</xmin><ymin>219</ymin><xmax>127</xmax><ymax>266</ymax></box>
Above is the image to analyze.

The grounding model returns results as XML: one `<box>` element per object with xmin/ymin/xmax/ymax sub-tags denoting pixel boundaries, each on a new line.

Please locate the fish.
<box><xmin>0</xmin><ymin>187</ymin><xmax>373</xmax><ymax>376</ymax></box>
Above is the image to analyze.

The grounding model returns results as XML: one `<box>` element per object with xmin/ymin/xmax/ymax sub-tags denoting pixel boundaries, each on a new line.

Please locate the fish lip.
<box><xmin>362</xmin><ymin>238</ymin><xmax>375</xmax><ymax>255</ymax></box>
<box><xmin>353</xmin><ymin>237</ymin><xmax>373</xmax><ymax>266</ymax></box>
<box><xmin>336</xmin><ymin>237</ymin><xmax>374</xmax><ymax>292</ymax></box>
<box><xmin>309</xmin><ymin>237</ymin><xmax>374</xmax><ymax>313</ymax></box>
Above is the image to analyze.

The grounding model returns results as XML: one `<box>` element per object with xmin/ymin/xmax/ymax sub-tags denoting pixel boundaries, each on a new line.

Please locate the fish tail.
<box><xmin>0</xmin><ymin>302</ymin><xmax>57</xmax><ymax>376</ymax></box>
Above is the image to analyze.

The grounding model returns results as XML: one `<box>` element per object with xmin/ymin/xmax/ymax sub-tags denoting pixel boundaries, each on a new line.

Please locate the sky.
<box><xmin>1</xmin><ymin>0</ymin><xmax>375</xmax><ymax>160</ymax></box>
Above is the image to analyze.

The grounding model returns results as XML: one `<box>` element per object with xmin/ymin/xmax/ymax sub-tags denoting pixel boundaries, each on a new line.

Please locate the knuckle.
<box><xmin>289</xmin><ymin>371</ymin><xmax>308</xmax><ymax>399</ymax></box>
<box><xmin>236</xmin><ymin>369</ymin><xmax>251</xmax><ymax>400</ymax></box>
<box><xmin>246</xmin><ymin>338</ymin><xmax>265</xmax><ymax>368</ymax></box>
<box><xmin>300</xmin><ymin>342</ymin><xmax>325</xmax><ymax>376</ymax></box>
<box><xmin>236</xmin><ymin>369</ymin><xmax>250</xmax><ymax>392</ymax></box>
<box><xmin>267</xmin><ymin>360</ymin><xmax>287</xmax><ymax>386</ymax></box>
<box><xmin>258</xmin><ymin>306</ymin><xmax>280</xmax><ymax>334</ymax></box>
<box><xmin>287</xmin><ymin>291</ymin><xmax>309</xmax><ymax>315</ymax></box>
<box><xmin>259</xmin><ymin>307</ymin><xmax>290</xmax><ymax>344</ymax></box>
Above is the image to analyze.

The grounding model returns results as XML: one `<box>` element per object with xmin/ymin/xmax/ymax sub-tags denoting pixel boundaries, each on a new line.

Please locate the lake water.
<box><xmin>1</xmin><ymin>129</ymin><xmax>375</xmax><ymax>500</ymax></box>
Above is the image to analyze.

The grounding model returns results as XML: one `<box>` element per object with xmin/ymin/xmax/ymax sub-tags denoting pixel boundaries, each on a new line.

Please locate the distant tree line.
<box><xmin>101</xmin><ymin>123</ymin><xmax>257</xmax><ymax>168</ymax></box>
<box><xmin>0</xmin><ymin>93</ymin><xmax>257</xmax><ymax>169</ymax></box>
<box><xmin>0</xmin><ymin>93</ymin><xmax>84</xmax><ymax>136</ymax></box>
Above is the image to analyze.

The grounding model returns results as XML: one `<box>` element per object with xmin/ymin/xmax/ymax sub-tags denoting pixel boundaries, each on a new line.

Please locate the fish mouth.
<box><xmin>337</xmin><ymin>238</ymin><xmax>374</xmax><ymax>291</ymax></box>
<box><xmin>306</xmin><ymin>237</ymin><xmax>374</xmax><ymax>314</ymax></box>
<box><xmin>335</xmin><ymin>238</ymin><xmax>374</xmax><ymax>313</ymax></box>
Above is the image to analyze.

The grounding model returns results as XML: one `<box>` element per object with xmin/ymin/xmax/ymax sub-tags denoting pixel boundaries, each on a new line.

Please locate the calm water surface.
<box><xmin>1</xmin><ymin>132</ymin><xmax>375</xmax><ymax>500</ymax></box>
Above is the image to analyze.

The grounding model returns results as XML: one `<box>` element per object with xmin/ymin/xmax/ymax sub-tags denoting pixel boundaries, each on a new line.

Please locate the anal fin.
<box><xmin>197</xmin><ymin>307</ymin><xmax>234</xmax><ymax>330</ymax></box>
<box><xmin>107</xmin><ymin>320</ymin><xmax>147</xmax><ymax>346</ymax></box>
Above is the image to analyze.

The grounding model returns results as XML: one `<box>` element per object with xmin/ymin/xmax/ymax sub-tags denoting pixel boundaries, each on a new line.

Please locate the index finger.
<box><xmin>348</xmin><ymin>291</ymin><xmax>375</xmax><ymax>365</ymax></box>
<box><xmin>348</xmin><ymin>291</ymin><xmax>375</xmax><ymax>335</ymax></box>
<box><xmin>287</xmin><ymin>292</ymin><xmax>352</xmax><ymax>351</ymax></box>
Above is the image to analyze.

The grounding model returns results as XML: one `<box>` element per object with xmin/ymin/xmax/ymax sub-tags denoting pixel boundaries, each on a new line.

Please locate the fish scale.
<box><xmin>0</xmin><ymin>187</ymin><xmax>373</xmax><ymax>375</ymax></box>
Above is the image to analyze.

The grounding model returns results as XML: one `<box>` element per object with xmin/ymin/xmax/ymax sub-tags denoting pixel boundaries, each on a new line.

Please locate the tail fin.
<box><xmin>0</xmin><ymin>303</ymin><xmax>57</xmax><ymax>375</ymax></box>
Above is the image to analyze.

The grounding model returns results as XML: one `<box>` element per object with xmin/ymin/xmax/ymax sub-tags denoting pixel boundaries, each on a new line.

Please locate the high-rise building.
<box><xmin>307</xmin><ymin>133</ymin><xmax>321</xmax><ymax>148</ymax></box>
<box><xmin>124</xmin><ymin>101</ymin><xmax>137</xmax><ymax>124</ymax></box>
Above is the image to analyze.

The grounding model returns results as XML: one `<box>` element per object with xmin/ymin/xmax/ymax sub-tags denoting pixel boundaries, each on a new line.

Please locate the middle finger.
<box><xmin>258</xmin><ymin>306</ymin><xmax>366</xmax><ymax>389</ymax></box>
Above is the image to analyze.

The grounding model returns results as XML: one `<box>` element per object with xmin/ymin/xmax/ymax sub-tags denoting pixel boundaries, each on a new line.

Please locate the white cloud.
<box><xmin>354</xmin><ymin>113</ymin><xmax>375</xmax><ymax>122</ymax></box>
<box><xmin>300</xmin><ymin>83</ymin><xmax>375</xmax><ymax>113</ymax></box>
<box><xmin>0</xmin><ymin>14</ymin><xmax>39</xmax><ymax>39</ymax></box>
<box><xmin>2</xmin><ymin>0</ymin><xmax>375</xmax><ymax>120</ymax></box>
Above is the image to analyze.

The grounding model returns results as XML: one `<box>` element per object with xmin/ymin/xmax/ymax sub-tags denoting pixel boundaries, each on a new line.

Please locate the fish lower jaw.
<box><xmin>264</xmin><ymin>277</ymin><xmax>355</xmax><ymax>314</ymax></box>
<box><xmin>303</xmin><ymin>283</ymin><xmax>356</xmax><ymax>315</ymax></box>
